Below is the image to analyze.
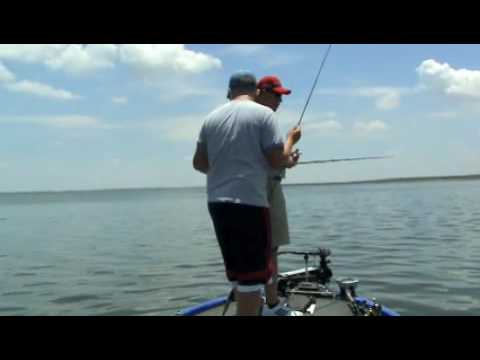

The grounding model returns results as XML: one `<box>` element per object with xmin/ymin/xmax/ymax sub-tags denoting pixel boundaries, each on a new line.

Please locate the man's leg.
<box><xmin>262</xmin><ymin>185</ymin><xmax>303</xmax><ymax>315</ymax></box>
<box><xmin>265</xmin><ymin>247</ymin><xmax>279</xmax><ymax>307</ymax></box>
<box><xmin>234</xmin><ymin>205</ymin><xmax>272</xmax><ymax>316</ymax></box>
<box><xmin>211</xmin><ymin>203</ymin><xmax>272</xmax><ymax>316</ymax></box>
<box><xmin>235</xmin><ymin>288</ymin><xmax>263</xmax><ymax>316</ymax></box>
<box><xmin>265</xmin><ymin>182</ymin><xmax>288</xmax><ymax>308</ymax></box>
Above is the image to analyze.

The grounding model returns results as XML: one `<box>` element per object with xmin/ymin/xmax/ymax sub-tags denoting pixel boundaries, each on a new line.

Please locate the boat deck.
<box><xmin>197</xmin><ymin>295</ymin><xmax>354</xmax><ymax>316</ymax></box>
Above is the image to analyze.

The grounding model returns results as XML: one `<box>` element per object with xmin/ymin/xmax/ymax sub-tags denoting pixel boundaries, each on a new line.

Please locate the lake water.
<box><xmin>1</xmin><ymin>179</ymin><xmax>480</xmax><ymax>316</ymax></box>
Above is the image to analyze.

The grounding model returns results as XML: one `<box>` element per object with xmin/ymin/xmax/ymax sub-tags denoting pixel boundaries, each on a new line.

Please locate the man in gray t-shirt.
<box><xmin>198</xmin><ymin>98</ymin><xmax>283</xmax><ymax>207</ymax></box>
<box><xmin>193</xmin><ymin>71</ymin><xmax>301</xmax><ymax>316</ymax></box>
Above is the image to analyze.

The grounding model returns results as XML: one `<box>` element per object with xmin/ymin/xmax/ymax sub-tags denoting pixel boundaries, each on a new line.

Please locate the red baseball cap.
<box><xmin>257</xmin><ymin>75</ymin><xmax>291</xmax><ymax>95</ymax></box>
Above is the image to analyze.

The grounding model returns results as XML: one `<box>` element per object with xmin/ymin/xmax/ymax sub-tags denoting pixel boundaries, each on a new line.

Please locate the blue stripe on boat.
<box><xmin>176</xmin><ymin>296</ymin><xmax>227</xmax><ymax>316</ymax></box>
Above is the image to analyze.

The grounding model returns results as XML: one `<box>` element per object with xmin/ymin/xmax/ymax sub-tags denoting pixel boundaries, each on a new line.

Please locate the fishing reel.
<box><xmin>364</xmin><ymin>299</ymin><xmax>383</xmax><ymax>316</ymax></box>
<box><xmin>355</xmin><ymin>297</ymin><xmax>384</xmax><ymax>316</ymax></box>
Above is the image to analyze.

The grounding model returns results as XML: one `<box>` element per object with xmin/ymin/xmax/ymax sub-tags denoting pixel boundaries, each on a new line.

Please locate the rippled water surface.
<box><xmin>1</xmin><ymin>179</ymin><xmax>479</xmax><ymax>315</ymax></box>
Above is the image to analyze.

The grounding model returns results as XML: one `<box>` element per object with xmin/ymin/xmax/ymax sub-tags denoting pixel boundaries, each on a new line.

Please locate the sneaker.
<box><xmin>262</xmin><ymin>302</ymin><xmax>303</xmax><ymax>316</ymax></box>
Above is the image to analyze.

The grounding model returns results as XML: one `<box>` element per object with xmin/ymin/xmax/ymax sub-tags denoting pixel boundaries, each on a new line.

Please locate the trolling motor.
<box><xmin>317</xmin><ymin>248</ymin><xmax>333</xmax><ymax>284</ymax></box>
<box><xmin>276</xmin><ymin>248</ymin><xmax>389</xmax><ymax>316</ymax></box>
<box><xmin>277</xmin><ymin>247</ymin><xmax>334</xmax><ymax>296</ymax></box>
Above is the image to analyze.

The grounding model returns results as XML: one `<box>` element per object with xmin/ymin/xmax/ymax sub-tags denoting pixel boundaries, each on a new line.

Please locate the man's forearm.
<box><xmin>283</xmin><ymin>138</ymin><xmax>294</xmax><ymax>157</ymax></box>
<box><xmin>282</xmin><ymin>140</ymin><xmax>296</xmax><ymax>168</ymax></box>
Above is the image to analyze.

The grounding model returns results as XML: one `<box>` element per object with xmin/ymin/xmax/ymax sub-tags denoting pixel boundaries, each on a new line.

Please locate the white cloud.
<box><xmin>274</xmin><ymin>109</ymin><xmax>342</xmax><ymax>136</ymax></box>
<box><xmin>223</xmin><ymin>45</ymin><xmax>302</xmax><ymax>68</ymax></box>
<box><xmin>417</xmin><ymin>59</ymin><xmax>480</xmax><ymax>98</ymax></box>
<box><xmin>319</xmin><ymin>111</ymin><xmax>337</xmax><ymax>119</ymax></box>
<box><xmin>5</xmin><ymin>80</ymin><xmax>80</xmax><ymax>100</ymax></box>
<box><xmin>224</xmin><ymin>45</ymin><xmax>266</xmax><ymax>56</ymax></box>
<box><xmin>304</xmin><ymin>120</ymin><xmax>343</xmax><ymax>135</ymax></box>
<box><xmin>262</xmin><ymin>53</ymin><xmax>304</xmax><ymax>68</ymax></box>
<box><xmin>112</xmin><ymin>96</ymin><xmax>128</xmax><ymax>104</ymax></box>
<box><xmin>143</xmin><ymin>115</ymin><xmax>203</xmax><ymax>142</ymax></box>
<box><xmin>352</xmin><ymin>87</ymin><xmax>402</xmax><ymax>110</ymax></box>
<box><xmin>39</xmin><ymin>115</ymin><xmax>105</xmax><ymax>128</ymax></box>
<box><xmin>353</xmin><ymin>120</ymin><xmax>388</xmax><ymax>135</ymax></box>
<box><xmin>278</xmin><ymin>109</ymin><xmax>337</xmax><ymax>124</ymax></box>
<box><xmin>0</xmin><ymin>61</ymin><xmax>15</xmax><ymax>82</ymax></box>
<box><xmin>45</xmin><ymin>44</ymin><xmax>117</xmax><ymax>74</ymax></box>
<box><xmin>0</xmin><ymin>44</ymin><xmax>67</xmax><ymax>63</ymax></box>
<box><xmin>428</xmin><ymin>112</ymin><xmax>458</xmax><ymax>119</ymax></box>
<box><xmin>317</xmin><ymin>87</ymin><xmax>405</xmax><ymax>110</ymax></box>
<box><xmin>118</xmin><ymin>44</ymin><xmax>221</xmax><ymax>74</ymax></box>
<box><xmin>157</xmin><ymin>84</ymin><xmax>223</xmax><ymax>104</ymax></box>
<box><xmin>0</xmin><ymin>44</ymin><xmax>116</xmax><ymax>74</ymax></box>
<box><xmin>0</xmin><ymin>115</ymin><xmax>108</xmax><ymax>128</ymax></box>
<box><xmin>0</xmin><ymin>44</ymin><xmax>221</xmax><ymax>75</ymax></box>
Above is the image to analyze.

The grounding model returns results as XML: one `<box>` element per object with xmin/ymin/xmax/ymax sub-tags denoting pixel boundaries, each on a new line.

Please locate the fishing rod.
<box><xmin>297</xmin><ymin>155</ymin><xmax>393</xmax><ymax>165</ymax></box>
<box><xmin>292</xmin><ymin>46</ymin><xmax>392</xmax><ymax>168</ymax></box>
<box><xmin>297</xmin><ymin>44</ymin><xmax>333</xmax><ymax>127</ymax></box>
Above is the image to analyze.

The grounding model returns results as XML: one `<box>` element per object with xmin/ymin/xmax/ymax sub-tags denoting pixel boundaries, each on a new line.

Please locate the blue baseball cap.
<box><xmin>228</xmin><ymin>71</ymin><xmax>257</xmax><ymax>92</ymax></box>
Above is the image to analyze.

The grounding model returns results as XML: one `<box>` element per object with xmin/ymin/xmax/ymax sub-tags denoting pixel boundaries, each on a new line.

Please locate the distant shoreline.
<box><xmin>1</xmin><ymin>174</ymin><xmax>480</xmax><ymax>195</ymax></box>
<box><xmin>286</xmin><ymin>174</ymin><xmax>480</xmax><ymax>187</ymax></box>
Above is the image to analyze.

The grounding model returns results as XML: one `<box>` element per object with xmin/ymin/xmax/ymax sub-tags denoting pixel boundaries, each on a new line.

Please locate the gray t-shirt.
<box><xmin>198</xmin><ymin>100</ymin><xmax>284</xmax><ymax>208</ymax></box>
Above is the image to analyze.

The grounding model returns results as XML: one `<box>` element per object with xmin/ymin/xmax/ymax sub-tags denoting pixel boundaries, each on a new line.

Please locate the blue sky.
<box><xmin>0</xmin><ymin>44</ymin><xmax>479</xmax><ymax>192</ymax></box>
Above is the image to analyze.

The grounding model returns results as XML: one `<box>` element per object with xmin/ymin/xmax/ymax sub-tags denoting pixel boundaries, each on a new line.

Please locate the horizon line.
<box><xmin>1</xmin><ymin>173</ymin><xmax>480</xmax><ymax>195</ymax></box>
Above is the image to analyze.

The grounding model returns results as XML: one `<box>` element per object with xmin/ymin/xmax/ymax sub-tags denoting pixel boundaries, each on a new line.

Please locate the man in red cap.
<box><xmin>256</xmin><ymin>75</ymin><xmax>303</xmax><ymax>316</ymax></box>
<box><xmin>256</xmin><ymin>75</ymin><xmax>291</xmax><ymax>111</ymax></box>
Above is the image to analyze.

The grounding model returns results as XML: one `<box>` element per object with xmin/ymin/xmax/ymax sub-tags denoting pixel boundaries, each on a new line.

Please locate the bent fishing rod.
<box><xmin>292</xmin><ymin>46</ymin><xmax>390</xmax><ymax>166</ymax></box>
<box><xmin>297</xmin><ymin>44</ymin><xmax>333</xmax><ymax>127</ymax></box>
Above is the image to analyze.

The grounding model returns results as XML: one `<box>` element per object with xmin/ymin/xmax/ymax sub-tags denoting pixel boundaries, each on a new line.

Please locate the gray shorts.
<box><xmin>267</xmin><ymin>178</ymin><xmax>290</xmax><ymax>249</ymax></box>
